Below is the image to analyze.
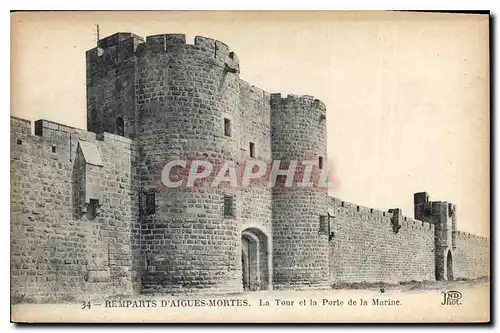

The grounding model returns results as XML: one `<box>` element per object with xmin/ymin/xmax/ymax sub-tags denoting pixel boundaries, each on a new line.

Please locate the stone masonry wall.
<box><xmin>237</xmin><ymin>82</ymin><xmax>272</xmax><ymax>231</ymax></box>
<box><xmin>238</xmin><ymin>81</ymin><xmax>273</xmax><ymax>290</ymax></box>
<box><xmin>454</xmin><ymin>231</ymin><xmax>489</xmax><ymax>279</ymax></box>
<box><xmin>86</xmin><ymin>33</ymin><xmax>144</xmax><ymax>138</ymax></box>
<box><xmin>328</xmin><ymin>197</ymin><xmax>436</xmax><ymax>284</ymax></box>
<box><xmin>10</xmin><ymin>117</ymin><xmax>139</xmax><ymax>302</ymax></box>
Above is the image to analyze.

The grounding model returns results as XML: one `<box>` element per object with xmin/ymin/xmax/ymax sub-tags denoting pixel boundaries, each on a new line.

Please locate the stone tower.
<box><xmin>87</xmin><ymin>33</ymin><xmax>244</xmax><ymax>293</ymax></box>
<box><xmin>86</xmin><ymin>32</ymin><xmax>330</xmax><ymax>293</ymax></box>
<box><xmin>86</xmin><ymin>33</ymin><xmax>144</xmax><ymax>137</ymax></box>
<box><xmin>414</xmin><ymin>192</ymin><xmax>457</xmax><ymax>280</ymax></box>
<box><xmin>270</xmin><ymin>94</ymin><xmax>329</xmax><ymax>289</ymax></box>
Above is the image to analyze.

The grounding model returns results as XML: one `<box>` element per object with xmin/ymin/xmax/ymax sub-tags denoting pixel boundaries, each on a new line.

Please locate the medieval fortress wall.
<box><xmin>328</xmin><ymin>197</ymin><xmax>436</xmax><ymax>283</ymax></box>
<box><xmin>11</xmin><ymin>117</ymin><xmax>140</xmax><ymax>301</ymax></box>
<box><xmin>454</xmin><ymin>231</ymin><xmax>490</xmax><ymax>279</ymax></box>
<box><xmin>10</xmin><ymin>32</ymin><xmax>489</xmax><ymax>302</ymax></box>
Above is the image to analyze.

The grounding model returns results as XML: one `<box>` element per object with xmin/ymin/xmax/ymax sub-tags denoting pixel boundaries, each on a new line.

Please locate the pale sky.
<box><xmin>11</xmin><ymin>11</ymin><xmax>490</xmax><ymax>236</ymax></box>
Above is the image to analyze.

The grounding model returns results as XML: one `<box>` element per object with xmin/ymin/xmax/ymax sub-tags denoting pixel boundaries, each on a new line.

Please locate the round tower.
<box><xmin>135</xmin><ymin>34</ymin><xmax>242</xmax><ymax>293</ymax></box>
<box><xmin>270</xmin><ymin>94</ymin><xmax>330</xmax><ymax>289</ymax></box>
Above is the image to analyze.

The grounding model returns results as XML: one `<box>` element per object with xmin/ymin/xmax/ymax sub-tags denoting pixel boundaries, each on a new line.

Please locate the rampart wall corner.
<box><xmin>11</xmin><ymin>115</ymin><xmax>140</xmax><ymax>301</ymax></box>
<box><xmin>11</xmin><ymin>116</ymin><xmax>32</xmax><ymax>135</ymax></box>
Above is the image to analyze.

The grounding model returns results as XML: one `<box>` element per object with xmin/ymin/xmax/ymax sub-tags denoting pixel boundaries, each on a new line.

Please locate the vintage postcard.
<box><xmin>10</xmin><ymin>11</ymin><xmax>490</xmax><ymax>323</ymax></box>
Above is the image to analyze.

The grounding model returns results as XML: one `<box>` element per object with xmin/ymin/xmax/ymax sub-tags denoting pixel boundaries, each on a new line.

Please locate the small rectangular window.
<box><xmin>51</xmin><ymin>145</ymin><xmax>56</xmax><ymax>153</ymax></box>
<box><xmin>146</xmin><ymin>192</ymin><xmax>155</xmax><ymax>215</ymax></box>
<box><xmin>319</xmin><ymin>156</ymin><xmax>324</xmax><ymax>169</ymax></box>
<box><xmin>249</xmin><ymin>142</ymin><xmax>255</xmax><ymax>158</ymax></box>
<box><xmin>86</xmin><ymin>199</ymin><xmax>100</xmax><ymax>220</ymax></box>
<box><xmin>145</xmin><ymin>254</ymin><xmax>154</xmax><ymax>270</ymax></box>
<box><xmin>145</xmin><ymin>255</ymin><xmax>156</xmax><ymax>273</ymax></box>
<box><xmin>224</xmin><ymin>195</ymin><xmax>234</xmax><ymax>217</ymax></box>
<box><xmin>16</xmin><ymin>139</ymin><xmax>22</xmax><ymax>145</ymax></box>
<box><xmin>224</xmin><ymin>118</ymin><xmax>232</xmax><ymax>137</ymax></box>
<box><xmin>319</xmin><ymin>215</ymin><xmax>328</xmax><ymax>233</ymax></box>
<box><xmin>140</xmin><ymin>191</ymin><xmax>156</xmax><ymax>216</ymax></box>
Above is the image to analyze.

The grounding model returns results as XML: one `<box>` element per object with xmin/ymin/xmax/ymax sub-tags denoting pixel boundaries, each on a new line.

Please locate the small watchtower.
<box><xmin>414</xmin><ymin>192</ymin><xmax>457</xmax><ymax>281</ymax></box>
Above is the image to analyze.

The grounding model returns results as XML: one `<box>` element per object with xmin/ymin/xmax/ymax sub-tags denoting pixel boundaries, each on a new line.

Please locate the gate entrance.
<box><xmin>241</xmin><ymin>228</ymin><xmax>270</xmax><ymax>291</ymax></box>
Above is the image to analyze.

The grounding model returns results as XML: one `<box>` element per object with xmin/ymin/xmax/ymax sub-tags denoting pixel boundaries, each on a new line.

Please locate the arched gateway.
<box><xmin>241</xmin><ymin>227</ymin><xmax>271</xmax><ymax>291</ymax></box>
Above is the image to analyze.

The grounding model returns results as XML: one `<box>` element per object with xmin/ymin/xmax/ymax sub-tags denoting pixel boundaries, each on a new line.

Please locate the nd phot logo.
<box><xmin>440</xmin><ymin>290</ymin><xmax>462</xmax><ymax>306</ymax></box>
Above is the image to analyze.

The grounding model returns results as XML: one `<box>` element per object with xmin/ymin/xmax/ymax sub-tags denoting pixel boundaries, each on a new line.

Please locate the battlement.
<box><xmin>400</xmin><ymin>216</ymin><xmax>434</xmax><ymax>231</ymax></box>
<box><xmin>144</xmin><ymin>33</ymin><xmax>186</xmax><ymax>47</ymax></box>
<box><xmin>86</xmin><ymin>33</ymin><xmax>144</xmax><ymax>62</ymax></box>
<box><xmin>10</xmin><ymin>116</ymin><xmax>32</xmax><ymax>135</ymax></box>
<box><xmin>327</xmin><ymin>196</ymin><xmax>434</xmax><ymax>232</ymax></box>
<box><xmin>270</xmin><ymin>93</ymin><xmax>326</xmax><ymax>112</ymax></box>
<box><xmin>11</xmin><ymin>116</ymin><xmax>134</xmax><ymax>153</ymax></box>
<box><xmin>142</xmin><ymin>33</ymin><xmax>231</xmax><ymax>55</ymax></box>
<box><xmin>98</xmin><ymin>32</ymin><xmax>144</xmax><ymax>49</ymax></box>
<box><xmin>414</xmin><ymin>191</ymin><xmax>457</xmax><ymax>223</ymax></box>
<box><xmin>456</xmin><ymin>230</ymin><xmax>489</xmax><ymax>242</ymax></box>
<box><xmin>34</xmin><ymin>119</ymin><xmax>81</xmax><ymax>137</ymax></box>
<box><xmin>88</xmin><ymin>32</ymin><xmax>240</xmax><ymax>74</ymax></box>
<box><xmin>328</xmin><ymin>196</ymin><xmax>389</xmax><ymax>217</ymax></box>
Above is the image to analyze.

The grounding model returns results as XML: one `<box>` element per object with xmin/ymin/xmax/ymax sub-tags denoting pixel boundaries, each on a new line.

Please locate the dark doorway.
<box><xmin>446</xmin><ymin>250</ymin><xmax>454</xmax><ymax>281</ymax></box>
<box><xmin>116</xmin><ymin>117</ymin><xmax>124</xmax><ymax>136</ymax></box>
<box><xmin>241</xmin><ymin>246</ymin><xmax>250</xmax><ymax>291</ymax></box>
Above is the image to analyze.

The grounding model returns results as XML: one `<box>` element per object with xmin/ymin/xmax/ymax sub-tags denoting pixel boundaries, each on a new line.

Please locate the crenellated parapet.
<box><xmin>138</xmin><ymin>34</ymin><xmax>239</xmax><ymax>73</ymax></box>
<box><xmin>270</xmin><ymin>93</ymin><xmax>326</xmax><ymax>113</ymax></box>
<box><xmin>328</xmin><ymin>196</ymin><xmax>435</xmax><ymax>234</ymax></box>
<box><xmin>86</xmin><ymin>32</ymin><xmax>240</xmax><ymax>74</ymax></box>
<box><xmin>456</xmin><ymin>230</ymin><xmax>490</xmax><ymax>242</ymax></box>
<box><xmin>86</xmin><ymin>32</ymin><xmax>241</xmax><ymax>139</ymax></box>
<box><xmin>86</xmin><ymin>33</ymin><xmax>144</xmax><ymax>73</ymax></box>
<box><xmin>270</xmin><ymin>93</ymin><xmax>327</xmax><ymax>163</ymax></box>
<box><xmin>327</xmin><ymin>195</ymin><xmax>437</xmax><ymax>284</ymax></box>
<box><xmin>11</xmin><ymin>117</ymin><xmax>135</xmax><ymax>196</ymax></box>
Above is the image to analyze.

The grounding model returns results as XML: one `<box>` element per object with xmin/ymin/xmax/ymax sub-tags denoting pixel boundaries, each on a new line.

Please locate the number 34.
<box><xmin>81</xmin><ymin>301</ymin><xmax>91</xmax><ymax>309</ymax></box>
